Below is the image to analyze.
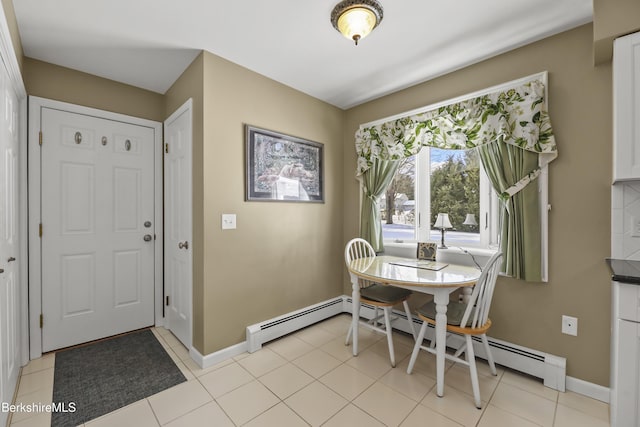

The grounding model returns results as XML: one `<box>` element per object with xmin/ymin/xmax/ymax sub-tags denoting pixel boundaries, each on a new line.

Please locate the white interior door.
<box><xmin>40</xmin><ymin>107</ymin><xmax>156</xmax><ymax>351</ymax></box>
<box><xmin>0</xmin><ymin>54</ymin><xmax>20</xmax><ymax>422</ymax></box>
<box><xmin>164</xmin><ymin>99</ymin><xmax>192</xmax><ymax>348</ymax></box>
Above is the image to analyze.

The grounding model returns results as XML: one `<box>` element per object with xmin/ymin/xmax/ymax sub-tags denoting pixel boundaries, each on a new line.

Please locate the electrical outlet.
<box><xmin>562</xmin><ymin>315</ymin><xmax>578</xmax><ymax>336</ymax></box>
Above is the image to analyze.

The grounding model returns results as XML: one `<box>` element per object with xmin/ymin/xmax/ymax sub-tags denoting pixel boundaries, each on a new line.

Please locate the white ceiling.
<box><xmin>13</xmin><ymin>0</ymin><xmax>593</xmax><ymax>109</ymax></box>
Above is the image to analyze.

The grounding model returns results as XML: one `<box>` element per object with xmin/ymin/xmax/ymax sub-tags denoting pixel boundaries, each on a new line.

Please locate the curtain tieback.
<box><xmin>499</xmin><ymin>168</ymin><xmax>541</xmax><ymax>200</ymax></box>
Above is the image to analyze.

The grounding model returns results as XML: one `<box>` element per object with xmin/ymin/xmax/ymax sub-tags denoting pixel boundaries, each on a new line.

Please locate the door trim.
<box><xmin>28</xmin><ymin>97</ymin><xmax>164</xmax><ymax>359</ymax></box>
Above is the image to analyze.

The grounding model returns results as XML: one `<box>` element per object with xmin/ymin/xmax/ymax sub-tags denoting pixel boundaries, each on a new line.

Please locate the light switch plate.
<box><xmin>221</xmin><ymin>214</ymin><xmax>236</xmax><ymax>230</ymax></box>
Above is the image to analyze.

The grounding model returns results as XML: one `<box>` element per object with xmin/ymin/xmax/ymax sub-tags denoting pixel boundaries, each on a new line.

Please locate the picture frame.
<box><xmin>245</xmin><ymin>125</ymin><xmax>324</xmax><ymax>203</ymax></box>
<box><xmin>417</xmin><ymin>242</ymin><xmax>438</xmax><ymax>261</ymax></box>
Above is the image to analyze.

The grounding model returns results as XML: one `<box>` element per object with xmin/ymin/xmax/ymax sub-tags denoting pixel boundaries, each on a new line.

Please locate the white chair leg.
<box><xmin>481</xmin><ymin>334</ymin><xmax>497</xmax><ymax>375</ymax></box>
<box><xmin>465</xmin><ymin>335</ymin><xmax>482</xmax><ymax>409</ymax></box>
<box><xmin>453</xmin><ymin>342</ymin><xmax>467</xmax><ymax>358</ymax></box>
<box><xmin>345</xmin><ymin>323</ymin><xmax>353</xmax><ymax>346</ymax></box>
<box><xmin>407</xmin><ymin>322</ymin><xmax>428</xmax><ymax>374</ymax></box>
<box><xmin>402</xmin><ymin>300</ymin><xmax>417</xmax><ymax>340</ymax></box>
<box><xmin>383</xmin><ymin>307</ymin><xmax>396</xmax><ymax>368</ymax></box>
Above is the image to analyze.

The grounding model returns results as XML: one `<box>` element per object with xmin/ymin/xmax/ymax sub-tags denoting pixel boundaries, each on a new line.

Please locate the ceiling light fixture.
<box><xmin>330</xmin><ymin>0</ymin><xmax>383</xmax><ymax>46</ymax></box>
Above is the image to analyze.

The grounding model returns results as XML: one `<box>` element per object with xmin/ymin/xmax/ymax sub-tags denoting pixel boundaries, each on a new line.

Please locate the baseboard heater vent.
<box><xmin>246</xmin><ymin>296</ymin><xmax>565</xmax><ymax>391</ymax></box>
<box><xmin>246</xmin><ymin>297</ymin><xmax>344</xmax><ymax>352</ymax></box>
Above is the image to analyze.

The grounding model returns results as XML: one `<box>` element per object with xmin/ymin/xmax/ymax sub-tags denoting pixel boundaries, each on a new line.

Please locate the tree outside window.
<box><xmin>381</xmin><ymin>148</ymin><xmax>484</xmax><ymax>244</ymax></box>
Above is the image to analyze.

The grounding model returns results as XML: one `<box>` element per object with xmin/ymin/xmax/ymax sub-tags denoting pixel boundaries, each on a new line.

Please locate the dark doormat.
<box><xmin>51</xmin><ymin>329</ymin><xmax>186</xmax><ymax>426</ymax></box>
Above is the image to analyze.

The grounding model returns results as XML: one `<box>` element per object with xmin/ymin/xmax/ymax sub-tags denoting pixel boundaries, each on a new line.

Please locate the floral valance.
<box><xmin>355</xmin><ymin>79</ymin><xmax>557</xmax><ymax>176</ymax></box>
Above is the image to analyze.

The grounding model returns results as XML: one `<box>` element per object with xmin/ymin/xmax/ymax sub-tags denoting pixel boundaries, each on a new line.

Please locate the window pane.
<box><xmin>430</xmin><ymin>148</ymin><xmax>480</xmax><ymax>245</ymax></box>
<box><xmin>380</xmin><ymin>155</ymin><xmax>416</xmax><ymax>241</ymax></box>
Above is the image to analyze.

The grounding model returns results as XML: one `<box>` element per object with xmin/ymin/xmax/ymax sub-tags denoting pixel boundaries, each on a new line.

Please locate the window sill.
<box><xmin>383</xmin><ymin>241</ymin><xmax>497</xmax><ymax>268</ymax></box>
<box><xmin>383</xmin><ymin>241</ymin><xmax>496</xmax><ymax>257</ymax></box>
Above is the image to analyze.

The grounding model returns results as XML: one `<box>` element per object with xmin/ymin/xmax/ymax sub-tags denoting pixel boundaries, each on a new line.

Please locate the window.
<box><xmin>380</xmin><ymin>147</ymin><xmax>499</xmax><ymax>248</ymax></box>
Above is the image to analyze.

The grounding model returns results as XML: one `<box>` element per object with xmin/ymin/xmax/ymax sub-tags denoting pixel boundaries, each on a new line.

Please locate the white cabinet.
<box><xmin>611</xmin><ymin>282</ymin><xmax>640</xmax><ymax>426</ymax></box>
<box><xmin>613</xmin><ymin>31</ymin><xmax>640</xmax><ymax>182</ymax></box>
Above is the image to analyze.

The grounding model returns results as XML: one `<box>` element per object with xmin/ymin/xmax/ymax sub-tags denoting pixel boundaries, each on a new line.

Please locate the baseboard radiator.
<box><xmin>246</xmin><ymin>297</ymin><xmax>345</xmax><ymax>352</ymax></box>
<box><xmin>246</xmin><ymin>296</ymin><xmax>566</xmax><ymax>392</ymax></box>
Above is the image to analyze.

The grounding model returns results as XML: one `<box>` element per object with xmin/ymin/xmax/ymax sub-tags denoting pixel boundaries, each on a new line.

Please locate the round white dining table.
<box><xmin>347</xmin><ymin>255</ymin><xmax>481</xmax><ymax>397</ymax></box>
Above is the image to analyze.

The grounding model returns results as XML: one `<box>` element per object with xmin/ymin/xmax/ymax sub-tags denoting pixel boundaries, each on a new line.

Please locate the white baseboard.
<box><xmin>566</xmin><ymin>375</ymin><xmax>610</xmax><ymax>403</ymax></box>
<box><xmin>190</xmin><ymin>341</ymin><xmax>248</xmax><ymax>369</ymax></box>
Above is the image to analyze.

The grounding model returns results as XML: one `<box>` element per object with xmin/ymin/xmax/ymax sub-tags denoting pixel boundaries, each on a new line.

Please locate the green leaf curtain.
<box><xmin>354</xmin><ymin>79</ymin><xmax>557</xmax><ymax>281</ymax></box>
<box><xmin>359</xmin><ymin>159</ymin><xmax>400</xmax><ymax>252</ymax></box>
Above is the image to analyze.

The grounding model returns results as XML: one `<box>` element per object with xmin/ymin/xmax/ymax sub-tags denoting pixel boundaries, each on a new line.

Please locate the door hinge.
<box><xmin>39</xmin><ymin>223</ymin><xmax>43</xmax><ymax>237</ymax></box>
<box><xmin>39</xmin><ymin>131</ymin><xmax>42</xmax><ymax>146</ymax></box>
<box><xmin>39</xmin><ymin>314</ymin><xmax>43</xmax><ymax>328</ymax></box>
<box><xmin>165</xmin><ymin>143</ymin><xmax>169</xmax><ymax>154</ymax></box>
<box><xmin>166</xmin><ymin>296</ymin><xmax>169</xmax><ymax>306</ymax></box>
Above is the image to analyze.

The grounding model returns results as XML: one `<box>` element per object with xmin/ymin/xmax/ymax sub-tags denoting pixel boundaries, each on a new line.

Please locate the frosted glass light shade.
<box><xmin>434</xmin><ymin>213</ymin><xmax>453</xmax><ymax>229</ymax></box>
<box><xmin>331</xmin><ymin>0</ymin><xmax>383</xmax><ymax>45</ymax></box>
<box><xmin>337</xmin><ymin>8</ymin><xmax>376</xmax><ymax>43</ymax></box>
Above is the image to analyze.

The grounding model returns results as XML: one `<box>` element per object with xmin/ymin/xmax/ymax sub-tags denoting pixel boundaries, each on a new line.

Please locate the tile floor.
<box><xmin>8</xmin><ymin>314</ymin><xmax>610</xmax><ymax>426</ymax></box>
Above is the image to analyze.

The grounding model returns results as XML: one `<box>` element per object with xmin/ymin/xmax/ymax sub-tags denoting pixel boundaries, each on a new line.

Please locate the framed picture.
<box><xmin>245</xmin><ymin>125</ymin><xmax>324</xmax><ymax>203</ymax></box>
<box><xmin>417</xmin><ymin>242</ymin><xmax>437</xmax><ymax>261</ymax></box>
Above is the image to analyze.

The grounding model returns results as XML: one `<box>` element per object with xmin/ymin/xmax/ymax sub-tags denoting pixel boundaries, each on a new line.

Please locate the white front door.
<box><xmin>164</xmin><ymin>100</ymin><xmax>192</xmax><ymax>348</ymax></box>
<box><xmin>40</xmin><ymin>107</ymin><xmax>156</xmax><ymax>352</ymax></box>
<box><xmin>0</xmin><ymin>55</ymin><xmax>20</xmax><ymax>422</ymax></box>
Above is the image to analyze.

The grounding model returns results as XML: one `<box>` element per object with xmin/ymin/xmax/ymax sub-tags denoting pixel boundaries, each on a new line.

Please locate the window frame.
<box><xmin>391</xmin><ymin>146</ymin><xmax>497</xmax><ymax>249</ymax></box>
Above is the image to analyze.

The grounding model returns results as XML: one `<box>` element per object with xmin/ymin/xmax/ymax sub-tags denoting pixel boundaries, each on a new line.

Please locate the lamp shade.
<box><xmin>331</xmin><ymin>0</ymin><xmax>383</xmax><ymax>45</ymax></box>
<box><xmin>463</xmin><ymin>213</ymin><xmax>478</xmax><ymax>226</ymax></box>
<box><xmin>434</xmin><ymin>213</ymin><xmax>452</xmax><ymax>229</ymax></box>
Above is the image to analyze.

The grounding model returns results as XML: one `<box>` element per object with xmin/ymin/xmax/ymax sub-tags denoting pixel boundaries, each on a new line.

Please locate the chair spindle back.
<box><xmin>460</xmin><ymin>251</ymin><xmax>503</xmax><ymax>329</ymax></box>
<box><xmin>345</xmin><ymin>238</ymin><xmax>377</xmax><ymax>288</ymax></box>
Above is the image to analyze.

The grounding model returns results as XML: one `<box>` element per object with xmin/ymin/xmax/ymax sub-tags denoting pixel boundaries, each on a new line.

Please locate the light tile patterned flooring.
<box><xmin>9</xmin><ymin>314</ymin><xmax>610</xmax><ymax>426</ymax></box>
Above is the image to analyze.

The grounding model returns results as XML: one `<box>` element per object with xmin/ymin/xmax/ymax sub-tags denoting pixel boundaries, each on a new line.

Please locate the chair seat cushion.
<box><xmin>416</xmin><ymin>301</ymin><xmax>474</xmax><ymax>326</ymax></box>
<box><xmin>361</xmin><ymin>284</ymin><xmax>412</xmax><ymax>304</ymax></box>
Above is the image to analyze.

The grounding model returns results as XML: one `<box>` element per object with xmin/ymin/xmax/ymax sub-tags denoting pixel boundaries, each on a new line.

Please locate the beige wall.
<box><xmin>343</xmin><ymin>23</ymin><xmax>612</xmax><ymax>386</ymax></box>
<box><xmin>594</xmin><ymin>0</ymin><xmax>640</xmax><ymax>64</ymax></box>
<box><xmin>24</xmin><ymin>58</ymin><xmax>165</xmax><ymax>122</ymax></box>
<box><xmin>197</xmin><ymin>52</ymin><xmax>344</xmax><ymax>354</ymax></box>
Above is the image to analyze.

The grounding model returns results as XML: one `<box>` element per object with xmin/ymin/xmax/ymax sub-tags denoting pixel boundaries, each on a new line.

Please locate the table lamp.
<box><xmin>434</xmin><ymin>213</ymin><xmax>453</xmax><ymax>249</ymax></box>
<box><xmin>463</xmin><ymin>213</ymin><xmax>478</xmax><ymax>230</ymax></box>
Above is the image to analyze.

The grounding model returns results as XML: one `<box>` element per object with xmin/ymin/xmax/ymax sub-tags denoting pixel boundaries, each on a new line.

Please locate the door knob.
<box><xmin>8</xmin><ymin>257</ymin><xmax>15</xmax><ymax>262</ymax></box>
<box><xmin>143</xmin><ymin>234</ymin><xmax>153</xmax><ymax>242</ymax></box>
<box><xmin>0</xmin><ymin>269</ymin><xmax>4</xmax><ymax>274</ymax></box>
<box><xmin>178</xmin><ymin>241</ymin><xmax>189</xmax><ymax>250</ymax></box>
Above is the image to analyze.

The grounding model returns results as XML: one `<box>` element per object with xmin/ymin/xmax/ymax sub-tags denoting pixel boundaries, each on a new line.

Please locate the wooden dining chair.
<box><xmin>344</xmin><ymin>238</ymin><xmax>416</xmax><ymax>367</ymax></box>
<box><xmin>406</xmin><ymin>251</ymin><xmax>503</xmax><ymax>408</ymax></box>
